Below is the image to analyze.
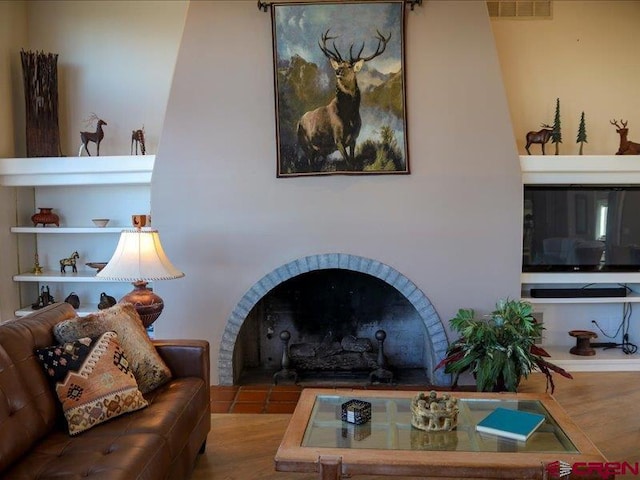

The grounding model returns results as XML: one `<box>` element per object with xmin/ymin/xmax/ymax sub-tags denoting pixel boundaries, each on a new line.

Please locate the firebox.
<box><xmin>217</xmin><ymin>254</ymin><xmax>450</xmax><ymax>386</ymax></box>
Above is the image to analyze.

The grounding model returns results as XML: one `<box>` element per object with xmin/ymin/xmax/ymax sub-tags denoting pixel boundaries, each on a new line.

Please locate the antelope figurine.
<box><xmin>297</xmin><ymin>29</ymin><xmax>391</xmax><ymax>169</ymax></box>
<box><xmin>610</xmin><ymin>119</ymin><xmax>640</xmax><ymax>155</ymax></box>
<box><xmin>525</xmin><ymin>123</ymin><xmax>553</xmax><ymax>155</ymax></box>
<box><xmin>78</xmin><ymin>114</ymin><xmax>107</xmax><ymax>156</ymax></box>
<box><xmin>131</xmin><ymin>126</ymin><xmax>146</xmax><ymax>155</ymax></box>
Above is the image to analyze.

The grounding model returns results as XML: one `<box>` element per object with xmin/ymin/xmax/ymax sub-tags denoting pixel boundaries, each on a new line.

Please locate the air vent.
<box><xmin>487</xmin><ymin>0</ymin><xmax>552</xmax><ymax>19</ymax></box>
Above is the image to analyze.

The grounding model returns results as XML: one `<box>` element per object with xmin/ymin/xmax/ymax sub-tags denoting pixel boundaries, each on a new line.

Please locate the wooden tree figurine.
<box><xmin>551</xmin><ymin>97</ymin><xmax>562</xmax><ymax>155</ymax></box>
<box><xmin>576</xmin><ymin>112</ymin><xmax>587</xmax><ymax>155</ymax></box>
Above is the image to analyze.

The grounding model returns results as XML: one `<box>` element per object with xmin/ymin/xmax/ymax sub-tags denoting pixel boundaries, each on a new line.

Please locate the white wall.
<box><xmin>492</xmin><ymin>0</ymin><xmax>640</xmax><ymax>155</ymax></box>
<box><xmin>152</xmin><ymin>0</ymin><xmax>522</xmax><ymax>383</ymax></box>
<box><xmin>0</xmin><ymin>1</ymin><xmax>27</xmax><ymax>320</ymax></box>
<box><xmin>22</xmin><ymin>0</ymin><xmax>188</xmax><ymax>157</ymax></box>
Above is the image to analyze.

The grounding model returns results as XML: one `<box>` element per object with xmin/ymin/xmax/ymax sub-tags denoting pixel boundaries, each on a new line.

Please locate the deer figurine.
<box><xmin>525</xmin><ymin>123</ymin><xmax>554</xmax><ymax>155</ymax></box>
<box><xmin>296</xmin><ymin>29</ymin><xmax>391</xmax><ymax>169</ymax></box>
<box><xmin>610</xmin><ymin>119</ymin><xmax>640</xmax><ymax>155</ymax></box>
<box><xmin>78</xmin><ymin>114</ymin><xmax>107</xmax><ymax>156</ymax></box>
<box><xmin>131</xmin><ymin>126</ymin><xmax>146</xmax><ymax>155</ymax></box>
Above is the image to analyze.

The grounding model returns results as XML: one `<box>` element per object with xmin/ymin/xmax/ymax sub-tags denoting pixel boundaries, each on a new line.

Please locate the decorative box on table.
<box><xmin>341</xmin><ymin>399</ymin><xmax>372</xmax><ymax>425</ymax></box>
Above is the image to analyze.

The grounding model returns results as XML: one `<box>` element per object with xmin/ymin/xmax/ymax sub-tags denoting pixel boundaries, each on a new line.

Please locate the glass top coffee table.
<box><xmin>275</xmin><ymin>389</ymin><xmax>610</xmax><ymax>479</ymax></box>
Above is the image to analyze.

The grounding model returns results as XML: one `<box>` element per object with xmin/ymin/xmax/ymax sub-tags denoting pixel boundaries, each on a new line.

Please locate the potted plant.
<box><xmin>436</xmin><ymin>298</ymin><xmax>572</xmax><ymax>393</ymax></box>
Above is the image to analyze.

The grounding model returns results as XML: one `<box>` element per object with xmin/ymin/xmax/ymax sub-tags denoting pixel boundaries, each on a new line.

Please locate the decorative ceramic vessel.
<box><xmin>98</xmin><ymin>292</ymin><xmax>117</xmax><ymax>310</ymax></box>
<box><xmin>92</xmin><ymin>218</ymin><xmax>110</xmax><ymax>227</ymax></box>
<box><xmin>64</xmin><ymin>292</ymin><xmax>80</xmax><ymax>309</ymax></box>
<box><xmin>31</xmin><ymin>208</ymin><xmax>59</xmax><ymax>227</ymax></box>
<box><xmin>86</xmin><ymin>262</ymin><xmax>108</xmax><ymax>273</ymax></box>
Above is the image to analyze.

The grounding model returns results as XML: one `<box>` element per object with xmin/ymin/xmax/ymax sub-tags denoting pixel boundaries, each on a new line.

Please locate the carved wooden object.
<box><xmin>21</xmin><ymin>50</ymin><xmax>62</xmax><ymax>157</ymax></box>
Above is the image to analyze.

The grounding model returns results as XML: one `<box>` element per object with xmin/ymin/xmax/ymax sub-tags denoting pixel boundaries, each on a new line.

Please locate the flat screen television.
<box><xmin>523</xmin><ymin>185</ymin><xmax>640</xmax><ymax>272</ymax></box>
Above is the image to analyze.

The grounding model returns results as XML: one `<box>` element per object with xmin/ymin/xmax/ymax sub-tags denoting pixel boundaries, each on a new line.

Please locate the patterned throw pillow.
<box><xmin>36</xmin><ymin>331</ymin><xmax>148</xmax><ymax>435</ymax></box>
<box><xmin>53</xmin><ymin>303</ymin><xmax>172</xmax><ymax>393</ymax></box>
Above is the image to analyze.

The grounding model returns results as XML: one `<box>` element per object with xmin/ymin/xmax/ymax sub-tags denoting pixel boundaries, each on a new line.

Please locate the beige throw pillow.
<box><xmin>36</xmin><ymin>331</ymin><xmax>148</xmax><ymax>435</ymax></box>
<box><xmin>53</xmin><ymin>303</ymin><xmax>172</xmax><ymax>393</ymax></box>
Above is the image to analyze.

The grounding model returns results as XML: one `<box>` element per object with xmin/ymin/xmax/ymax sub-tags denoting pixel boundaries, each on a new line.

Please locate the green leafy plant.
<box><xmin>436</xmin><ymin>299</ymin><xmax>573</xmax><ymax>393</ymax></box>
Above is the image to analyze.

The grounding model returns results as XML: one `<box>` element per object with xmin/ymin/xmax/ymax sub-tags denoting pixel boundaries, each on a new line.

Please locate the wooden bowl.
<box><xmin>86</xmin><ymin>262</ymin><xmax>108</xmax><ymax>272</ymax></box>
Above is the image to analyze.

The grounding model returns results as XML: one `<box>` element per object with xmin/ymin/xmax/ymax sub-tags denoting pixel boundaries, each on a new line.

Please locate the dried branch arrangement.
<box><xmin>20</xmin><ymin>50</ymin><xmax>61</xmax><ymax>157</ymax></box>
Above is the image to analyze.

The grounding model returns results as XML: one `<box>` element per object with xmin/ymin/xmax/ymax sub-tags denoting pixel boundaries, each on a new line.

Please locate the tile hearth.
<box><xmin>210</xmin><ymin>382</ymin><xmax>474</xmax><ymax>414</ymax></box>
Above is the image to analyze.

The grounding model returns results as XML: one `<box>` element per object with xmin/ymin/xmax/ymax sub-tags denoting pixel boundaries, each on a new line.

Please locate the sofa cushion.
<box><xmin>36</xmin><ymin>331</ymin><xmax>148</xmax><ymax>435</ymax></box>
<box><xmin>53</xmin><ymin>303</ymin><xmax>172</xmax><ymax>393</ymax></box>
<box><xmin>2</xmin><ymin>376</ymin><xmax>208</xmax><ymax>479</ymax></box>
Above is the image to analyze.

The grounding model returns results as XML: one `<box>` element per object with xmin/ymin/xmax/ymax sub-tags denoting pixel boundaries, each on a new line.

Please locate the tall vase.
<box><xmin>21</xmin><ymin>50</ymin><xmax>62</xmax><ymax>157</ymax></box>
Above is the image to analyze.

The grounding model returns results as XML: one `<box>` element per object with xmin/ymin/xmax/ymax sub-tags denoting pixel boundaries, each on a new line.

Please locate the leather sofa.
<box><xmin>0</xmin><ymin>302</ymin><xmax>210</xmax><ymax>479</ymax></box>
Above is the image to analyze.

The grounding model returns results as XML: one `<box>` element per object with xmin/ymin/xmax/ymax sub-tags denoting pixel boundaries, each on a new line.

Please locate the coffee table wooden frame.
<box><xmin>274</xmin><ymin>388</ymin><xmax>609</xmax><ymax>479</ymax></box>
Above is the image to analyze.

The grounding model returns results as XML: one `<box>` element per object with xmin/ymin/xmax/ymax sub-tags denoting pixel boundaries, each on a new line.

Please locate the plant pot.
<box><xmin>474</xmin><ymin>372</ymin><xmax>521</xmax><ymax>392</ymax></box>
<box><xmin>491</xmin><ymin>375</ymin><xmax>519</xmax><ymax>392</ymax></box>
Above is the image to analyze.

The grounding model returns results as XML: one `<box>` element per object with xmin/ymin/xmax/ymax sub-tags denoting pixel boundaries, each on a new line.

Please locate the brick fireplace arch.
<box><xmin>217</xmin><ymin>253</ymin><xmax>451</xmax><ymax>385</ymax></box>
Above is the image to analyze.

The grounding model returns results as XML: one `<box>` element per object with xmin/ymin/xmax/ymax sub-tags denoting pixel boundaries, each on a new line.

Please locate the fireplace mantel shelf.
<box><xmin>520</xmin><ymin>155</ymin><xmax>640</xmax><ymax>184</ymax></box>
<box><xmin>0</xmin><ymin>155</ymin><xmax>155</xmax><ymax>186</ymax></box>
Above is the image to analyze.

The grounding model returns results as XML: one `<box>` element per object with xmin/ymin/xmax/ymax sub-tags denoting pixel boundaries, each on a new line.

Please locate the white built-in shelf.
<box><xmin>521</xmin><ymin>272</ymin><xmax>640</xmax><ymax>284</ymax></box>
<box><xmin>543</xmin><ymin>345</ymin><xmax>640</xmax><ymax>372</ymax></box>
<box><xmin>521</xmin><ymin>155</ymin><xmax>640</xmax><ymax>184</ymax></box>
<box><xmin>11</xmin><ymin>227</ymin><xmax>124</xmax><ymax>234</ymax></box>
<box><xmin>15</xmin><ymin>305</ymin><xmax>101</xmax><ymax>317</ymax></box>
<box><xmin>522</xmin><ymin>294</ymin><xmax>640</xmax><ymax>304</ymax></box>
<box><xmin>0</xmin><ymin>155</ymin><xmax>154</xmax><ymax>186</ymax></box>
<box><xmin>13</xmin><ymin>271</ymin><xmax>124</xmax><ymax>282</ymax></box>
<box><xmin>518</xmin><ymin>156</ymin><xmax>640</xmax><ymax>370</ymax></box>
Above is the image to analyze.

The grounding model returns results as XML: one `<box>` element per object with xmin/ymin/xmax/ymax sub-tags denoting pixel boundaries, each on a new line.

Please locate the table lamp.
<box><xmin>97</xmin><ymin>226</ymin><xmax>184</xmax><ymax>327</ymax></box>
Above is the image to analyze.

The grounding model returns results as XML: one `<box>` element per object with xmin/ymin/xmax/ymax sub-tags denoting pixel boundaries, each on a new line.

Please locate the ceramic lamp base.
<box><xmin>121</xmin><ymin>281</ymin><xmax>163</xmax><ymax>328</ymax></box>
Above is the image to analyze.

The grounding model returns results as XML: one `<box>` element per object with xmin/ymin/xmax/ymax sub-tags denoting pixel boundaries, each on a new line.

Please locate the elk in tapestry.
<box><xmin>271</xmin><ymin>1</ymin><xmax>408</xmax><ymax>177</ymax></box>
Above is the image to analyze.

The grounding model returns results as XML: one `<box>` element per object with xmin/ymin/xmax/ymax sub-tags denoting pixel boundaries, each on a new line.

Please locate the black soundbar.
<box><xmin>530</xmin><ymin>287</ymin><xmax>627</xmax><ymax>298</ymax></box>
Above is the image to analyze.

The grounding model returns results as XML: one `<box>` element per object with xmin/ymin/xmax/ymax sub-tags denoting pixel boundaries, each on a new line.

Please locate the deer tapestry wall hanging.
<box><xmin>270</xmin><ymin>1</ymin><xmax>409</xmax><ymax>177</ymax></box>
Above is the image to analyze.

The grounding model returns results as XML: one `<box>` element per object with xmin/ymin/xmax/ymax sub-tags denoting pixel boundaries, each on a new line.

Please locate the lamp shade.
<box><xmin>97</xmin><ymin>228</ymin><xmax>184</xmax><ymax>281</ymax></box>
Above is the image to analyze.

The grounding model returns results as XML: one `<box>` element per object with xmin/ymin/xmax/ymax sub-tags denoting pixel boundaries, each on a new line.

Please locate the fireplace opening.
<box><xmin>234</xmin><ymin>268</ymin><xmax>432</xmax><ymax>385</ymax></box>
<box><xmin>217</xmin><ymin>254</ymin><xmax>450</xmax><ymax>386</ymax></box>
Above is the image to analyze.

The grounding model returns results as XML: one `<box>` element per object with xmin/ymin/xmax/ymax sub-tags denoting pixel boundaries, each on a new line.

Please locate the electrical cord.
<box><xmin>591</xmin><ymin>300</ymin><xmax>638</xmax><ymax>355</ymax></box>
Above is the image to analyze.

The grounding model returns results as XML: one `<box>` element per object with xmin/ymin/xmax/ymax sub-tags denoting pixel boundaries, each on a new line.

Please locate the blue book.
<box><xmin>475</xmin><ymin>407</ymin><xmax>546</xmax><ymax>441</ymax></box>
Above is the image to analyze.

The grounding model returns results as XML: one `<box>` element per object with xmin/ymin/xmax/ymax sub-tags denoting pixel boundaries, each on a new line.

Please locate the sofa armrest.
<box><xmin>153</xmin><ymin>339</ymin><xmax>210</xmax><ymax>386</ymax></box>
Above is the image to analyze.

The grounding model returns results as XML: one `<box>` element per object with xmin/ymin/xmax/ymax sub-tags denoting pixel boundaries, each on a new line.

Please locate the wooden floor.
<box><xmin>191</xmin><ymin>372</ymin><xmax>640</xmax><ymax>480</ymax></box>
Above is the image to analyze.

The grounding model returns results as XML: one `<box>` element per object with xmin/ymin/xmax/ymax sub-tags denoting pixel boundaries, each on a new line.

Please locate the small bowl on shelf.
<box><xmin>92</xmin><ymin>218</ymin><xmax>110</xmax><ymax>228</ymax></box>
<box><xmin>86</xmin><ymin>262</ymin><xmax>108</xmax><ymax>273</ymax></box>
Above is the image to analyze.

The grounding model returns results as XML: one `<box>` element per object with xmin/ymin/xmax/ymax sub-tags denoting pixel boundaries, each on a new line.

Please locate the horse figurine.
<box><xmin>60</xmin><ymin>251</ymin><xmax>80</xmax><ymax>273</ymax></box>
